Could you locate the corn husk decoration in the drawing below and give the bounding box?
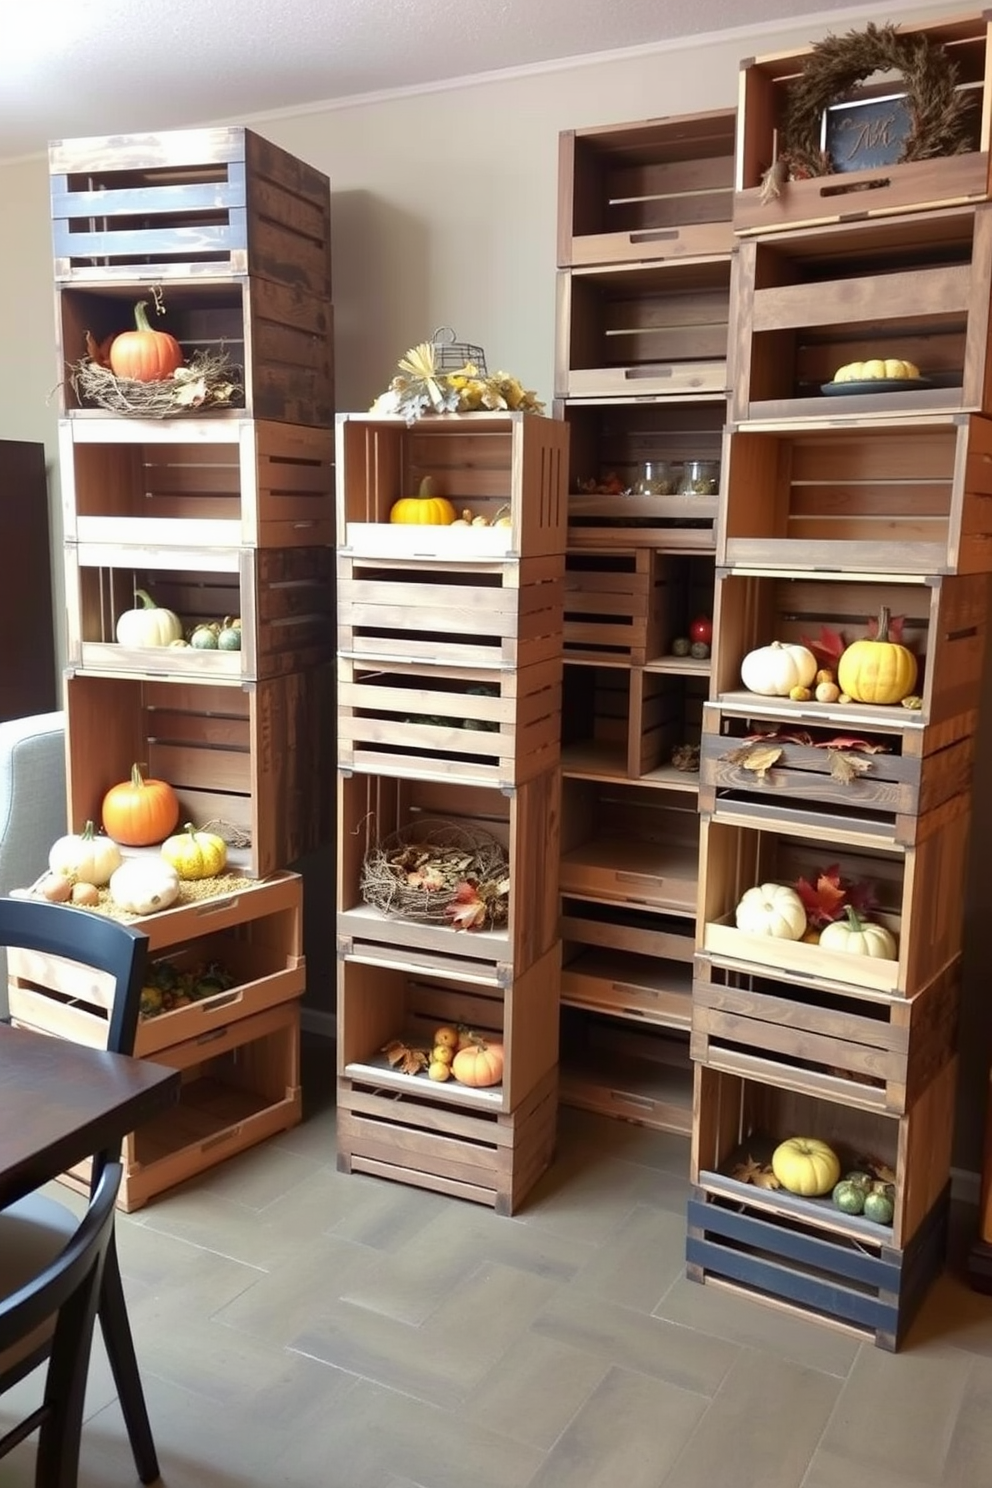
[371,340,544,425]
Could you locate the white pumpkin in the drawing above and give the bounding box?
[115,589,183,648]
[108,859,180,916]
[735,882,807,940]
[740,641,817,697]
[818,908,897,960]
[48,820,122,886]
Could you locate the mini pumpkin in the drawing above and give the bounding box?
[389,476,457,526]
[771,1137,840,1197]
[101,764,180,847]
[109,300,184,383]
[451,1037,504,1088]
[48,820,123,886]
[161,822,227,880]
[740,642,817,697]
[734,883,807,941]
[837,607,918,706]
[109,859,181,916]
[115,590,184,648]
[817,906,897,960]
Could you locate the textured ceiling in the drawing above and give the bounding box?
[0,0,944,163]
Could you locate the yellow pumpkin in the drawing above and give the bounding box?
[160,822,227,880]
[837,607,918,705]
[389,476,456,526]
[771,1137,840,1197]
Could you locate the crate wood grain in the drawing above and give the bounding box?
[710,568,989,736]
[65,541,334,682]
[563,549,662,663]
[729,204,992,423]
[336,1065,557,1214]
[558,108,736,268]
[50,126,332,292]
[556,259,732,401]
[336,770,561,978]
[561,941,693,1028]
[691,956,959,1116]
[733,14,991,236]
[336,412,567,560]
[559,1007,693,1133]
[337,655,561,789]
[690,1057,958,1254]
[60,418,334,547]
[560,778,700,917]
[717,414,992,576]
[696,801,971,998]
[65,673,334,879]
[56,278,333,428]
[562,662,706,783]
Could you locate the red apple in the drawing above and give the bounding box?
[689,614,712,645]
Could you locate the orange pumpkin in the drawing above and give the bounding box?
[109,301,184,383]
[451,1038,504,1088]
[101,764,180,847]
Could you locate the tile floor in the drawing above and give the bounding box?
[3,1034,992,1487]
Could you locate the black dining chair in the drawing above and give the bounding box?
[0,896,161,1483]
[0,1160,122,1488]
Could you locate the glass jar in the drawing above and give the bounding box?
[677,459,720,497]
[632,460,674,495]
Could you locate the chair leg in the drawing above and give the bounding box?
[98,1234,160,1484]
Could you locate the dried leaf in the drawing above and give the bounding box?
[759,157,788,205]
[722,743,783,779]
[812,735,889,754]
[445,881,488,931]
[857,1156,897,1186]
[399,1049,430,1076]
[381,1040,407,1067]
[753,1167,782,1190]
[826,749,872,784]
[732,1156,765,1184]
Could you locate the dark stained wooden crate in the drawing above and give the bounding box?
[562,661,707,782]
[560,778,700,920]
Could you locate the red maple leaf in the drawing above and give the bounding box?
[795,864,847,927]
[444,882,488,931]
[866,613,906,643]
[800,624,846,669]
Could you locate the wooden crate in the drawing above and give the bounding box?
[558,108,736,267]
[690,1055,957,1257]
[49,126,332,292]
[562,662,706,782]
[336,412,567,560]
[337,944,559,1116]
[65,541,334,682]
[336,1064,557,1214]
[718,414,992,576]
[558,398,723,551]
[337,655,561,789]
[563,549,663,664]
[729,204,992,422]
[696,803,971,998]
[710,568,989,735]
[60,418,334,547]
[559,1007,693,1134]
[555,258,732,401]
[691,955,959,1117]
[336,770,560,977]
[337,553,563,673]
[64,673,334,878]
[56,278,333,428]
[561,896,694,1027]
[699,703,974,844]
[560,778,700,918]
[8,870,303,1059]
[733,14,991,236]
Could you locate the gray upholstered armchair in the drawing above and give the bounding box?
[0,711,67,1012]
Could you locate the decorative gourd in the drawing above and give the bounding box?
[740,642,817,697]
[190,624,220,650]
[734,883,807,940]
[837,607,918,705]
[108,859,181,916]
[832,1179,866,1215]
[101,765,180,847]
[833,358,920,382]
[863,1186,895,1225]
[389,476,457,526]
[771,1137,840,1196]
[48,820,122,886]
[115,590,183,648]
[161,823,227,880]
[108,300,184,382]
[218,617,241,651]
[817,906,897,960]
[451,1037,504,1088]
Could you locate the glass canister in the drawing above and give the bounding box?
[632,460,675,495]
[677,459,720,496]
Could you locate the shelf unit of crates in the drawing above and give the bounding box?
[334,410,568,1213]
[12,126,338,1207]
[688,13,992,1349]
[553,108,737,1132]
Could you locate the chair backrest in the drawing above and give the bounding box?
[0,895,149,1056]
[0,1160,122,1474]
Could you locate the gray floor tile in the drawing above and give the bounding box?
[460,1332,609,1450]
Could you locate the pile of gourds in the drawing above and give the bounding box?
[739,606,918,708]
[116,591,241,652]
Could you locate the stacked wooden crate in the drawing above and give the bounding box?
[334,411,568,1212]
[687,12,992,1348]
[553,110,736,1128]
[8,127,336,1209]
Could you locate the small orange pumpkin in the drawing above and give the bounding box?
[109,301,184,383]
[101,764,180,847]
[451,1037,504,1088]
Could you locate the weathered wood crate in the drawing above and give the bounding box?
[65,541,335,682]
[49,126,332,293]
[64,672,334,878]
[718,413,992,576]
[560,779,700,919]
[337,655,561,789]
[558,397,723,551]
[336,769,560,978]
[57,279,333,428]
[561,896,694,1027]
[558,108,736,267]
[562,661,706,781]
[729,204,992,422]
[336,412,567,560]
[9,871,303,1057]
[336,1064,557,1214]
[559,1008,693,1134]
[733,14,991,236]
[555,258,732,401]
[691,955,959,1117]
[696,802,971,998]
[60,418,334,548]
[710,568,989,735]
[699,704,974,844]
[337,943,559,1117]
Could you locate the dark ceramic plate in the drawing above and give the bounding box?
[821,377,932,395]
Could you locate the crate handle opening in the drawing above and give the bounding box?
[819,176,891,198]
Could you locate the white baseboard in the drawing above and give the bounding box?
[300,1007,336,1040]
